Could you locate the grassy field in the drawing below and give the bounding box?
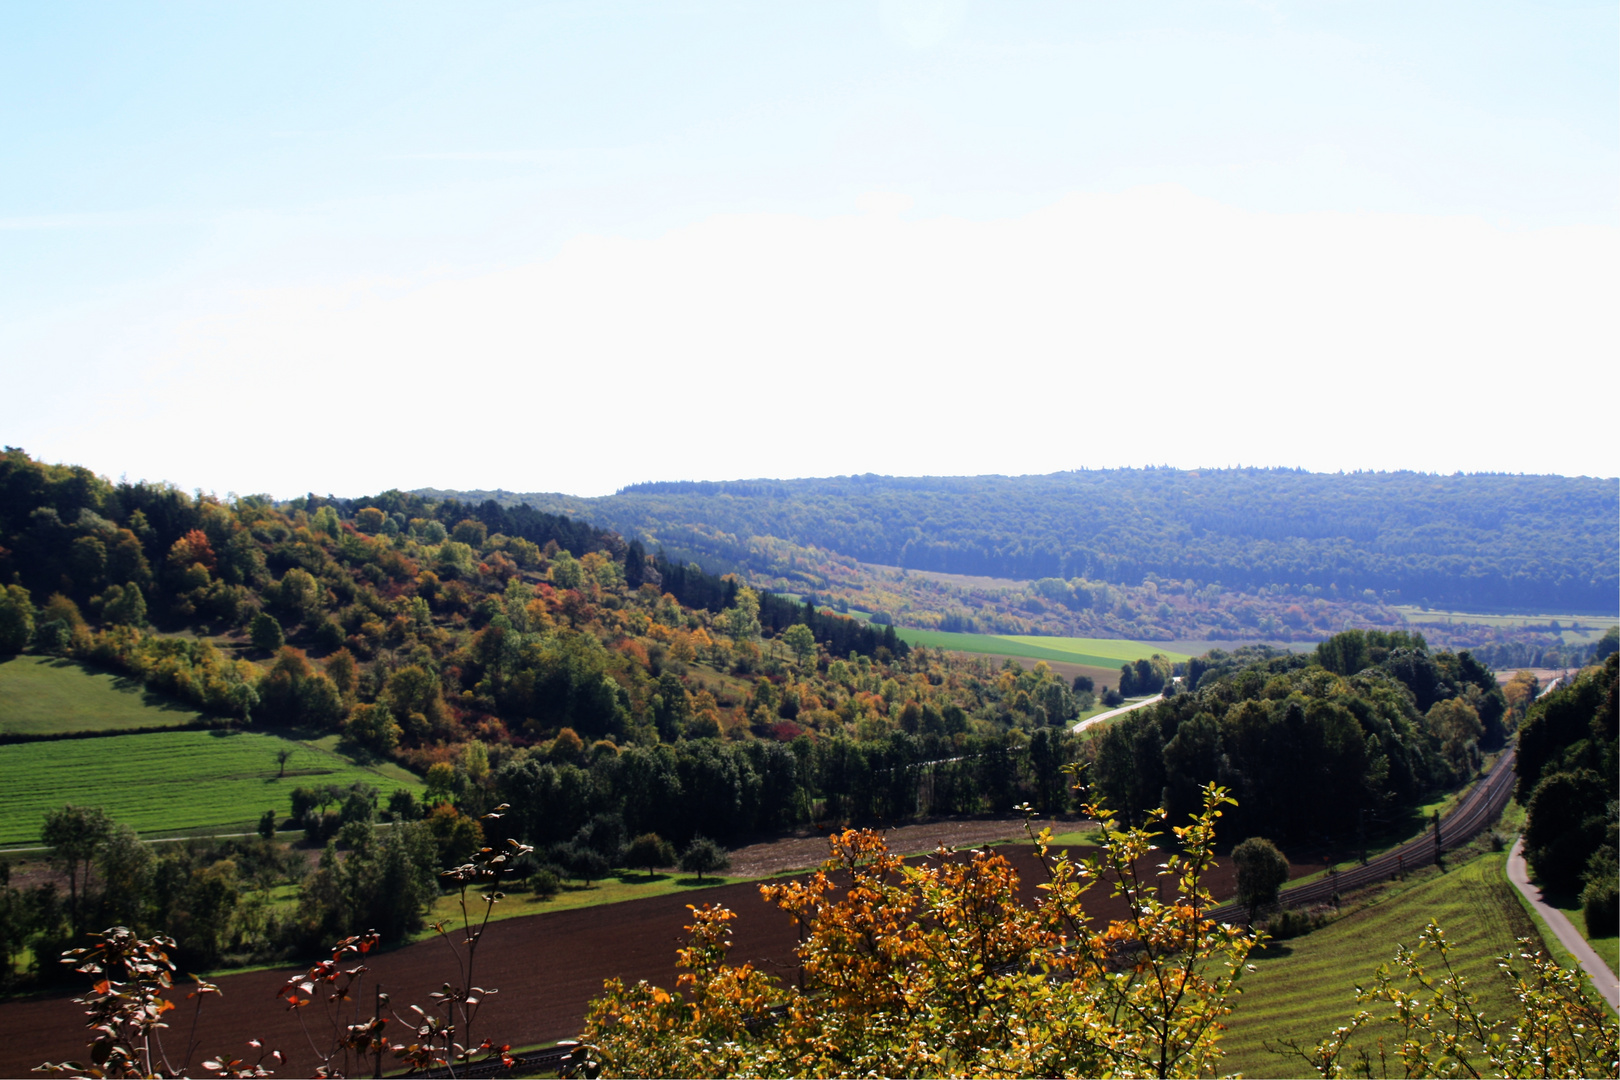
[1220,851,1543,1077]
[0,729,422,846]
[894,628,1187,669]
[416,870,743,940]
[0,655,210,736]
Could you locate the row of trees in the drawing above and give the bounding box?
[457,725,1085,857]
[1087,630,1508,844]
[1517,652,1618,934]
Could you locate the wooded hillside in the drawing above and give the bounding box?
[476,469,1617,615]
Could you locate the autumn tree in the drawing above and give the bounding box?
[323,646,358,704]
[1426,696,1484,777]
[343,702,402,755]
[579,786,1259,1078]
[353,506,387,533]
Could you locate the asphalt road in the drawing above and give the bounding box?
[1506,837,1619,1009]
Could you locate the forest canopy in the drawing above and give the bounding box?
[481,468,1618,615]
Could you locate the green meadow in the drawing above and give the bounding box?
[0,729,422,846]
[894,628,1188,669]
[1221,851,1543,1077]
[0,654,209,736]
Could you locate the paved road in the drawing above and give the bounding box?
[1506,837,1619,1009]
[1071,694,1162,734]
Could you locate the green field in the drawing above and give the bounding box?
[418,871,742,939]
[0,729,423,846]
[1395,606,1618,643]
[0,655,209,736]
[894,628,1188,669]
[1220,851,1544,1077]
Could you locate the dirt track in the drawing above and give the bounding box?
[1,844,1307,1077]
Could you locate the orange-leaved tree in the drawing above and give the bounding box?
[575,783,1260,1078]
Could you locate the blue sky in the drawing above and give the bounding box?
[3,2,1615,496]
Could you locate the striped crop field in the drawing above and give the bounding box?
[1220,851,1544,1077]
[894,629,1188,669]
[0,729,422,846]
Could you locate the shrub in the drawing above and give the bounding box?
[531,866,562,898]
[1263,906,1331,941]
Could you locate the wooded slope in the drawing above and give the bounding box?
[470,469,1617,615]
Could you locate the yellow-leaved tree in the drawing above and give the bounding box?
[575,784,1259,1078]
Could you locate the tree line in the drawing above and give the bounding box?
[1515,652,1618,935]
[1086,629,1509,844]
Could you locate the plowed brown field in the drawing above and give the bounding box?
[2,846,1308,1076]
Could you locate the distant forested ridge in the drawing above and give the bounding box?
[475,469,1618,615]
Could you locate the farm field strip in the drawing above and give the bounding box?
[995,634,1190,664]
[1220,851,1543,1078]
[0,730,421,846]
[0,655,208,736]
[1393,606,1617,639]
[894,628,1184,668]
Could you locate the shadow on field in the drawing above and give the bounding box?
[605,872,732,888]
[1248,942,1296,960]
[30,654,200,715]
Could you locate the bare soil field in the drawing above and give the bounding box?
[728,815,1050,878]
[2,844,1314,1076]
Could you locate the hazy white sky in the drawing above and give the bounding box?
[3,2,1615,496]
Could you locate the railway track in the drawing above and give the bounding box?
[1207,742,1519,924]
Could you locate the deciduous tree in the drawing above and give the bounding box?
[1232,835,1290,922]
[42,804,113,937]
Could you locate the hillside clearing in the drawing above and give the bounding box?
[0,655,209,736]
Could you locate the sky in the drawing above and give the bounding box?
[2,1,1615,498]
